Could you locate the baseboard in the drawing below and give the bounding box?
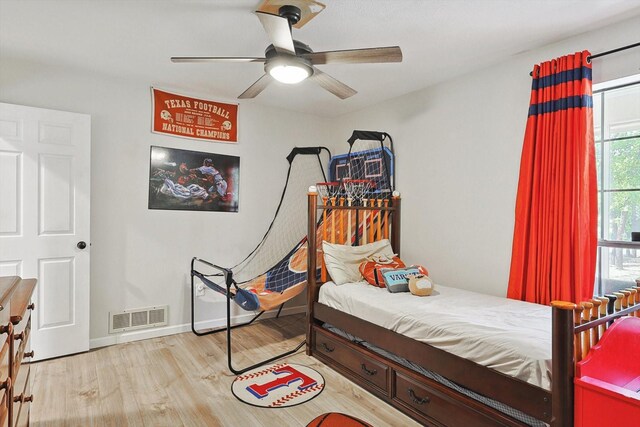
[89,304,306,349]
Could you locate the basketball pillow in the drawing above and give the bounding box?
[306,412,373,427]
[359,253,405,287]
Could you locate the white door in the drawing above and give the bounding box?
[0,103,90,360]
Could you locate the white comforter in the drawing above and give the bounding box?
[319,281,552,390]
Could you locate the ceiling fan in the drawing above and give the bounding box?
[170,3,403,100]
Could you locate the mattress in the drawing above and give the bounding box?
[318,280,552,390]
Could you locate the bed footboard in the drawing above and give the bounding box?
[551,288,640,427]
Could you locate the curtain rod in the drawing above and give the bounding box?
[529,41,640,76]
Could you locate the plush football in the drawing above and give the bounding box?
[408,274,434,296]
[306,412,373,427]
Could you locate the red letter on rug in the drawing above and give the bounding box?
[246,365,317,399]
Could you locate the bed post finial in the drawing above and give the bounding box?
[550,301,576,427]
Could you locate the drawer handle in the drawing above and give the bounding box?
[321,342,335,353]
[360,363,377,376]
[13,393,23,403]
[0,377,11,392]
[14,331,25,341]
[24,350,34,358]
[27,303,35,311]
[0,322,12,335]
[408,388,430,405]
[23,395,33,403]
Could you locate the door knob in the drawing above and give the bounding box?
[77,241,87,250]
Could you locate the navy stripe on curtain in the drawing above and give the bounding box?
[528,95,593,117]
[531,66,593,90]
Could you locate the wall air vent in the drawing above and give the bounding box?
[109,305,168,333]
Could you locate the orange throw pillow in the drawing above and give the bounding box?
[359,254,406,288]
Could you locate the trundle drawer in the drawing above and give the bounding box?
[314,328,388,392]
[394,371,502,427]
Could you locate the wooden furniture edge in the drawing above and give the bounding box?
[391,194,400,256]
[0,277,20,311]
[306,190,318,356]
[550,301,575,427]
[0,276,36,427]
[10,280,36,325]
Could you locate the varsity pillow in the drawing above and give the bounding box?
[381,265,430,293]
[359,254,406,287]
[322,239,395,285]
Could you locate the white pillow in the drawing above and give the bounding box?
[322,239,396,285]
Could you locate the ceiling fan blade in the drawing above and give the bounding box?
[256,11,296,55]
[302,46,403,65]
[171,56,265,63]
[238,74,273,99]
[309,67,357,99]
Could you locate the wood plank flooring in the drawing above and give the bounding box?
[31,314,419,427]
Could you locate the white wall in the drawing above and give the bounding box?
[327,15,640,297]
[0,59,331,344]
[1,14,638,347]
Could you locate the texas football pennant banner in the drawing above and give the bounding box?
[151,87,238,143]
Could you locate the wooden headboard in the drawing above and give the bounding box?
[306,188,401,350]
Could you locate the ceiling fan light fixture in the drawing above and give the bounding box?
[269,64,309,84]
[266,58,312,84]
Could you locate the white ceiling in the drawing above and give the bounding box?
[1,0,640,117]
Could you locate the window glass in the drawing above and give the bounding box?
[595,141,601,188]
[604,191,640,241]
[597,246,640,294]
[605,138,640,190]
[593,93,602,142]
[603,84,640,139]
[594,77,640,295]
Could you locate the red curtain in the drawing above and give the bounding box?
[507,51,597,305]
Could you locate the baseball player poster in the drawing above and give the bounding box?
[148,146,239,212]
[151,87,238,143]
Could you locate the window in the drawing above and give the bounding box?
[594,75,640,295]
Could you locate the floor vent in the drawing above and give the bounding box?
[109,305,168,333]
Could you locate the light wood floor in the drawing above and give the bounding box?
[31,314,419,427]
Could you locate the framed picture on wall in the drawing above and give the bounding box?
[148,146,239,212]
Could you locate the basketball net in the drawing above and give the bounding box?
[343,179,374,207]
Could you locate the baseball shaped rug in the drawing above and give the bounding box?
[231,363,325,408]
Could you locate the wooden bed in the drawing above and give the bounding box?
[305,189,640,427]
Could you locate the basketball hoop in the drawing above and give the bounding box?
[316,182,341,205]
[342,179,375,206]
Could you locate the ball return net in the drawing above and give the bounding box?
[190,147,330,374]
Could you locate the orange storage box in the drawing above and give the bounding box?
[574,316,640,427]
